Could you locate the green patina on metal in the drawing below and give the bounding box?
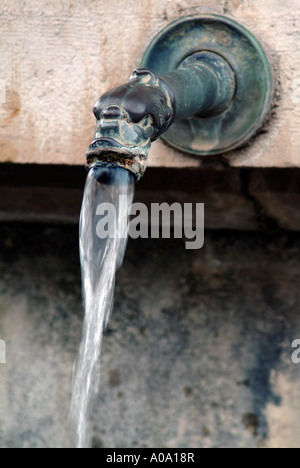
[141,14,274,156]
[86,15,273,178]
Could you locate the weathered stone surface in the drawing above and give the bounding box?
[0,224,300,448]
[1,165,300,231]
[249,171,300,230]
[0,165,260,229]
[0,0,299,168]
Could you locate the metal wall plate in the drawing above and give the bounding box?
[141,15,274,156]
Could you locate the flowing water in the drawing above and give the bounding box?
[71,163,135,448]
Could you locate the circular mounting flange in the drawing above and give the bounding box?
[140,15,274,156]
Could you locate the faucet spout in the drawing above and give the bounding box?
[86,68,175,179]
[86,51,236,180]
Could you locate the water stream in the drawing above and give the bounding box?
[71,163,135,448]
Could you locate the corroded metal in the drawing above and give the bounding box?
[86,14,273,179]
[87,52,236,179]
[86,69,174,180]
[141,15,274,156]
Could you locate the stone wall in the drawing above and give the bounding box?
[0,0,299,169]
[0,0,300,451]
[0,224,300,448]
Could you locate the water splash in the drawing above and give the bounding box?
[71,163,135,448]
